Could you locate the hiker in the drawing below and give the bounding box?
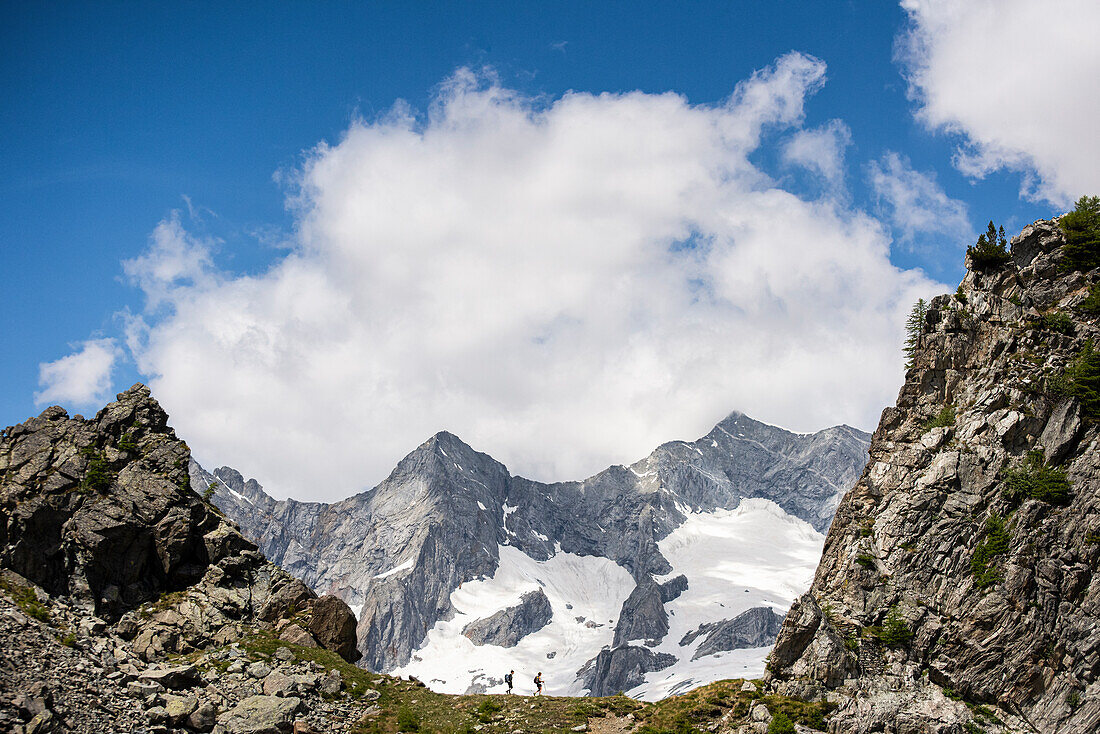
[505,670,514,694]
[534,671,543,696]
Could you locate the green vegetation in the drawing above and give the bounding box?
[970,513,1010,589]
[922,403,956,431]
[1086,530,1100,545]
[954,285,967,304]
[204,482,217,502]
[768,711,796,734]
[1002,450,1072,506]
[1067,690,1082,710]
[963,723,985,734]
[855,554,876,570]
[81,447,113,492]
[1058,341,1100,420]
[904,298,928,368]
[118,431,138,452]
[1080,283,1100,315]
[878,605,912,648]
[0,577,51,623]
[396,707,420,732]
[1038,311,1074,335]
[1059,195,1100,272]
[60,632,77,647]
[967,221,1011,270]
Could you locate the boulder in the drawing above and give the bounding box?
[218,695,301,734]
[307,595,360,662]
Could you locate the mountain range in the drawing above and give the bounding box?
[191,411,870,698]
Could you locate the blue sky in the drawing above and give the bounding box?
[2,1,1094,499]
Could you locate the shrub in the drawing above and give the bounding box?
[971,513,1010,589]
[955,285,968,304]
[855,554,876,570]
[1039,311,1074,335]
[1061,341,1100,420]
[1080,283,1100,315]
[922,404,956,431]
[967,221,1011,270]
[879,605,912,648]
[396,706,420,732]
[203,482,217,502]
[1002,450,1071,506]
[767,711,796,734]
[117,432,138,452]
[81,448,113,492]
[1059,195,1100,272]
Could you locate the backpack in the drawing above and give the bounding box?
[505,673,512,685]
[534,675,540,685]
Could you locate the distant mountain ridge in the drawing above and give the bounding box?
[192,411,870,697]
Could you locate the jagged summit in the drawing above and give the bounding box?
[767,218,1100,733]
[197,406,870,696]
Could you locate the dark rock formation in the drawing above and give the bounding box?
[0,385,358,664]
[308,595,361,663]
[679,606,784,660]
[461,589,553,647]
[612,580,670,647]
[767,219,1100,733]
[580,645,677,697]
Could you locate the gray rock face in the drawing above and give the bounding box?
[580,645,677,697]
[767,219,1100,733]
[679,606,785,660]
[462,589,553,647]
[199,413,869,680]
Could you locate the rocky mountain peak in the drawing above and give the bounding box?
[767,218,1100,732]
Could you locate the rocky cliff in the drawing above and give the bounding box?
[767,219,1100,733]
[195,412,870,697]
[0,385,361,732]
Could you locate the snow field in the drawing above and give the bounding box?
[393,545,635,696]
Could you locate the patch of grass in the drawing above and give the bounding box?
[922,404,956,431]
[0,578,51,623]
[1067,690,1082,710]
[1085,530,1100,545]
[855,554,876,570]
[768,711,796,734]
[970,513,1010,589]
[396,706,420,732]
[61,632,77,647]
[1002,450,1072,506]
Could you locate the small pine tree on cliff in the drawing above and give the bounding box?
[967,220,1010,270]
[1060,195,1100,272]
[904,298,928,369]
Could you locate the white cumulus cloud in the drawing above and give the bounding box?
[867,151,974,247]
[127,56,942,501]
[36,338,121,409]
[899,0,1100,205]
[782,119,852,183]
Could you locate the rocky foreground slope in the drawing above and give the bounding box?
[767,219,1100,733]
[0,386,361,732]
[193,413,869,697]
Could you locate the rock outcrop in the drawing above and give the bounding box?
[0,386,358,664]
[580,645,677,697]
[462,589,553,647]
[767,219,1100,733]
[680,606,785,660]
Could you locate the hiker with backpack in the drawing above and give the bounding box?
[505,670,514,694]
[534,672,543,696]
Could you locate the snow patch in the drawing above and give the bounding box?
[393,545,634,696]
[374,559,415,580]
[630,499,825,701]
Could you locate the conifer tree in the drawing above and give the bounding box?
[904,298,927,369]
